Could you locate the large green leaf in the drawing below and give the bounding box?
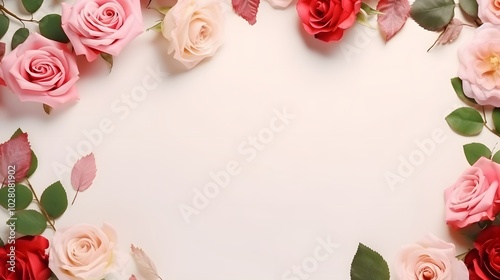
[459,0,478,18]
[11,27,29,50]
[410,0,455,31]
[350,243,390,280]
[463,143,491,165]
[10,209,47,235]
[0,184,33,211]
[39,14,69,43]
[22,0,43,13]
[0,14,9,40]
[492,150,500,164]
[40,181,68,219]
[445,107,484,136]
[451,77,477,106]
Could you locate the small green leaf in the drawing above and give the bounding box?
[492,108,500,133]
[22,0,43,13]
[492,150,500,164]
[147,21,163,32]
[410,0,455,31]
[445,107,484,136]
[0,237,4,246]
[0,184,33,210]
[100,53,113,71]
[459,0,478,18]
[0,14,10,40]
[463,143,491,165]
[451,77,477,106]
[11,209,47,235]
[350,243,390,280]
[39,14,69,43]
[10,128,23,139]
[11,27,29,50]
[40,181,68,219]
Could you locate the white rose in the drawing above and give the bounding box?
[49,223,124,280]
[395,234,469,280]
[161,0,224,69]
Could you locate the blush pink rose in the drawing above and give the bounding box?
[296,0,361,42]
[395,234,469,280]
[61,0,143,62]
[478,0,500,24]
[0,33,79,108]
[444,157,500,229]
[458,23,500,106]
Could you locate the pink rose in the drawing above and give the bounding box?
[478,0,500,24]
[444,157,500,229]
[296,0,361,42]
[0,33,79,108]
[458,23,500,106]
[161,0,224,69]
[61,0,143,62]
[395,234,469,280]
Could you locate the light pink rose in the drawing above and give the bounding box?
[0,33,79,108]
[61,0,143,62]
[49,223,126,280]
[395,234,469,280]
[444,157,500,229]
[161,0,224,69]
[478,0,500,24]
[458,23,500,106]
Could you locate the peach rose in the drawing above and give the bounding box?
[395,234,469,280]
[444,157,500,229]
[161,0,224,69]
[478,0,500,24]
[458,23,500,106]
[61,0,143,62]
[0,33,79,108]
[49,223,125,280]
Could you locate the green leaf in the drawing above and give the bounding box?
[492,150,500,164]
[22,0,43,13]
[0,14,10,40]
[39,14,69,43]
[463,143,491,165]
[10,128,38,177]
[0,237,4,246]
[350,243,390,280]
[459,0,478,18]
[492,108,500,133]
[11,209,47,235]
[40,181,68,219]
[11,27,29,50]
[451,77,477,106]
[0,184,33,211]
[100,53,113,71]
[445,107,484,136]
[10,128,23,139]
[410,0,455,31]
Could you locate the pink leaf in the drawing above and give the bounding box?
[377,0,410,42]
[438,18,464,45]
[129,275,138,280]
[71,153,97,192]
[131,244,161,280]
[232,0,260,25]
[0,133,32,183]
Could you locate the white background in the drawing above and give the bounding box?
[0,0,496,279]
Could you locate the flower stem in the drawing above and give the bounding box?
[25,179,56,231]
[0,4,39,26]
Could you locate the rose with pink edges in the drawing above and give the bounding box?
[0,33,79,108]
[61,0,143,62]
[478,0,500,24]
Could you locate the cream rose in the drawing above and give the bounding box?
[161,0,224,69]
[458,23,500,106]
[395,234,469,280]
[49,223,124,280]
[478,0,500,24]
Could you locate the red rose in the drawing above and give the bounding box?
[0,235,50,280]
[296,0,361,42]
[464,225,500,279]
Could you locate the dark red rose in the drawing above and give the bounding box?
[0,235,50,280]
[464,225,500,279]
[296,0,361,42]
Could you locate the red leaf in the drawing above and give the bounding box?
[129,275,138,280]
[377,0,410,42]
[232,0,260,25]
[71,153,97,192]
[0,133,32,183]
[438,18,464,45]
